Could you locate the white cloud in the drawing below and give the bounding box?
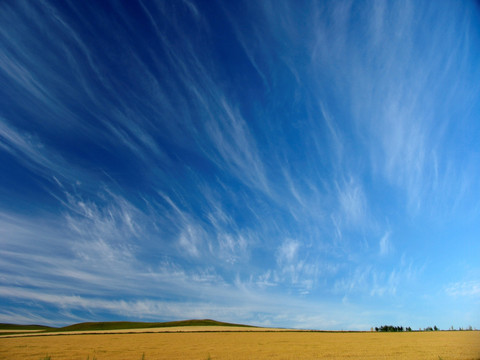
[335,257,423,298]
[309,0,480,218]
[204,98,269,193]
[445,281,480,297]
[217,233,248,264]
[178,224,202,258]
[0,48,53,108]
[0,119,70,182]
[277,239,300,264]
[256,270,277,288]
[319,102,344,165]
[0,309,60,327]
[379,231,393,256]
[274,239,318,294]
[336,176,367,227]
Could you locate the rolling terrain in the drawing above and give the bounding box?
[55,319,255,332]
[0,319,257,337]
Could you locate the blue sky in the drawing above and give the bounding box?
[0,0,479,330]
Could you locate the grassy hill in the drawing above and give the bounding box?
[1,319,255,334]
[56,319,255,332]
[0,323,53,331]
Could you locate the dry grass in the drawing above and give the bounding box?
[0,326,288,338]
[0,329,479,359]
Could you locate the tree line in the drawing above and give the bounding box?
[375,325,411,332]
[374,325,440,332]
[375,325,476,332]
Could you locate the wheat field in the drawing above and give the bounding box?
[1,330,479,359]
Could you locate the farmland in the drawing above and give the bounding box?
[1,328,479,359]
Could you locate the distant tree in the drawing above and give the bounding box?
[376,325,407,332]
[425,326,433,331]
[468,325,473,331]
[434,325,439,331]
[406,327,412,332]
[449,326,454,331]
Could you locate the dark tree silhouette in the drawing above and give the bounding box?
[375,325,405,332]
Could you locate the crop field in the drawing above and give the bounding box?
[1,329,479,360]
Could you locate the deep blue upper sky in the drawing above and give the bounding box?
[1,0,479,330]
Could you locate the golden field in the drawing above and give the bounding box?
[0,326,287,337]
[1,329,479,360]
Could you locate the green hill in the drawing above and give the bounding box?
[56,319,255,332]
[0,319,255,334]
[0,323,53,331]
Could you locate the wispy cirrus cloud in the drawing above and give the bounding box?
[128,1,271,194]
[0,191,146,296]
[1,205,241,308]
[334,255,423,300]
[274,239,319,295]
[0,120,74,183]
[445,281,480,298]
[379,231,393,257]
[0,2,171,172]
[309,0,480,216]
[336,176,367,228]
